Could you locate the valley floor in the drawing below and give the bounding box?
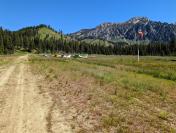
[0,54,176,133]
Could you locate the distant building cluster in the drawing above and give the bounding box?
[42,53,88,59]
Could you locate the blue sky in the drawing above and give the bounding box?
[0,0,175,33]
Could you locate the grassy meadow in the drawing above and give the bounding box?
[0,55,17,66]
[29,55,176,132]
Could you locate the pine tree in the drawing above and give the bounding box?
[0,35,4,54]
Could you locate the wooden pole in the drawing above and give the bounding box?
[138,47,140,62]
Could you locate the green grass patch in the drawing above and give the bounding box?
[29,55,176,132]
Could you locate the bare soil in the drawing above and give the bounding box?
[0,55,72,133]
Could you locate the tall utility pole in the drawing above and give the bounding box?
[138,45,140,62]
[137,30,144,62]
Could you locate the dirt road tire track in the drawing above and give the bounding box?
[0,56,48,133]
[0,65,16,87]
[0,55,73,133]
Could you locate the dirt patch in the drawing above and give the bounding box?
[37,73,106,132]
[0,55,56,133]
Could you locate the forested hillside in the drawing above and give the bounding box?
[0,27,14,54]
[0,24,176,56]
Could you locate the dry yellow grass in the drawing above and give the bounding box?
[29,55,176,132]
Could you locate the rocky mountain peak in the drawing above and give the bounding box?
[99,22,113,27]
[127,17,150,24]
[70,17,176,44]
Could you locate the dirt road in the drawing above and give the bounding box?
[0,55,72,133]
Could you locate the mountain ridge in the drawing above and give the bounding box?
[70,17,176,44]
[1,17,176,46]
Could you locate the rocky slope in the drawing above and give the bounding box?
[70,17,176,44]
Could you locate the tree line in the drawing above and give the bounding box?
[0,26,176,56]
